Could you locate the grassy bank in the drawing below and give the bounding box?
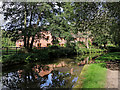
[2,45,105,67]
[74,64,107,88]
[2,47,75,67]
[74,52,120,88]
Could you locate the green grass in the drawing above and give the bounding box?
[74,52,120,88]
[81,64,107,88]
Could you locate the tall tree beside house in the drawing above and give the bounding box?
[2,2,56,50]
[90,3,112,48]
[67,2,118,48]
[46,2,74,47]
[60,2,99,48]
[90,2,120,48]
[105,2,120,47]
[2,2,33,48]
[2,2,119,49]
[46,2,97,48]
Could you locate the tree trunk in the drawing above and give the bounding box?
[26,10,33,49]
[24,34,26,48]
[24,3,27,48]
[26,36,30,49]
[86,37,89,49]
[30,35,35,49]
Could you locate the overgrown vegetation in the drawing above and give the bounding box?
[2,30,15,47]
[95,52,120,62]
[2,47,74,66]
[75,41,106,54]
[2,44,105,66]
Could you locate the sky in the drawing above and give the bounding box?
[0,2,63,30]
[0,1,5,27]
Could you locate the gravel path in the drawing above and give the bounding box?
[118,64,120,90]
[106,69,118,88]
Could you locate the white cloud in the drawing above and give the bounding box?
[0,1,2,6]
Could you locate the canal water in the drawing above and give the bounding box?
[2,53,103,89]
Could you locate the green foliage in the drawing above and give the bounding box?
[25,55,32,63]
[107,46,120,52]
[75,53,102,63]
[105,2,120,47]
[75,41,104,54]
[2,47,74,66]
[2,2,120,49]
[2,37,15,47]
[2,30,15,47]
[95,52,120,62]
[88,40,92,47]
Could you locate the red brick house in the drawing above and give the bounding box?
[16,31,67,47]
[16,31,92,48]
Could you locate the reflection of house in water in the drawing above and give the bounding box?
[77,56,95,66]
[17,70,23,78]
[17,61,67,81]
[16,30,93,48]
[32,65,53,77]
[32,61,67,77]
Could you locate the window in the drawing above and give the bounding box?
[47,36,49,40]
[37,43,41,47]
[47,43,51,47]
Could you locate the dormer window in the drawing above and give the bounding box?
[47,36,49,40]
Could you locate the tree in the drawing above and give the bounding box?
[90,4,112,48]
[62,2,99,48]
[2,30,15,47]
[105,2,120,47]
[2,2,56,49]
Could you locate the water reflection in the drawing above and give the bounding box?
[2,53,102,89]
[40,73,53,88]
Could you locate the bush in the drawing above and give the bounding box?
[95,52,120,62]
[2,47,74,66]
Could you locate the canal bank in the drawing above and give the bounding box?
[2,52,103,89]
[73,52,120,89]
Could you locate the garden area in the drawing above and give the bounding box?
[1,1,120,89]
